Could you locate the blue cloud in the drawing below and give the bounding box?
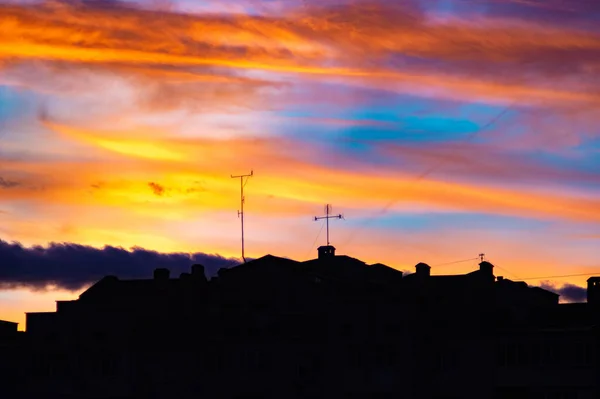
[0,86,36,123]
[342,212,553,234]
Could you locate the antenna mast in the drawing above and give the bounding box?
[314,204,343,246]
[479,253,486,262]
[231,170,253,263]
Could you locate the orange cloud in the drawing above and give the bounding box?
[0,0,599,107]
[0,120,596,226]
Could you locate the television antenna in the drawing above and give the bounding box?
[314,204,344,246]
[231,170,253,263]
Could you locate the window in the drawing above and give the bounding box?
[101,356,117,377]
[340,323,353,338]
[497,341,530,368]
[376,345,396,368]
[32,354,52,377]
[346,345,362,368]
[435,348,456,372]
[541,390,577,399]
[530,343,541,366]
[496,343,507,367]
[385,323,402,336]
[542,342,560,366]
[507,343,517,367]
[517,343,528,366]
[575,342,594,367]
[93,331,107,343]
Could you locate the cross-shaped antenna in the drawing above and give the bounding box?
[231,170,253,263]
[314,204,344,246]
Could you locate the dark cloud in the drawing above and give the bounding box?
[0,240,242,291]
[460,0,600,31]
[0,177,20,189]
[538,281,587,302]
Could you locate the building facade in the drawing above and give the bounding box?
[15,246,600,399]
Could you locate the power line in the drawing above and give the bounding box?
[305,219,326,259]
[428,258,598,282]
[431,254,521,280]
[486,258,522,280]
[519,272,598,281]
[430,253,598,281]
[432,257,478,267]
[342,104,514,247]
[495,265,521,280]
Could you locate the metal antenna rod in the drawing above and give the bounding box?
[314,204,343,246]
[231,170,253,263]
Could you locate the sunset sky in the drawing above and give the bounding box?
[1,0,599,328]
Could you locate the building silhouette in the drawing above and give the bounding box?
[0,319,22,398]
[6,246,600,398]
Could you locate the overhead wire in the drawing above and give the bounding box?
[305,219,326,259]
[494,265,521,280]
[422,253,598,282]
[430,255,521,280]
[428,258,598,283]
[432,257,479,267]
[243,173,251,189]
[486,258,522,280]
[342,104,515,247]
[519,272,599,281]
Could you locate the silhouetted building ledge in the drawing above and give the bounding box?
[0,319,18,336]
[368,263,403,284]
[0,319,21,399]
[495,276,560,306]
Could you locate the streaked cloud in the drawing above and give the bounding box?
[0,119,597,225]
[0,0,599,325]
[0,0,599,107]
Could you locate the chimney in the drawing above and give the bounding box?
[479,261,494,275]
[497,276,504,282]
[191,264,208,283]
[154,268,170,280]
[415,262,431,277]
[479,261,495,283]
[587,277,600,304]
[192,264,205,277]
[318,245,336,260]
